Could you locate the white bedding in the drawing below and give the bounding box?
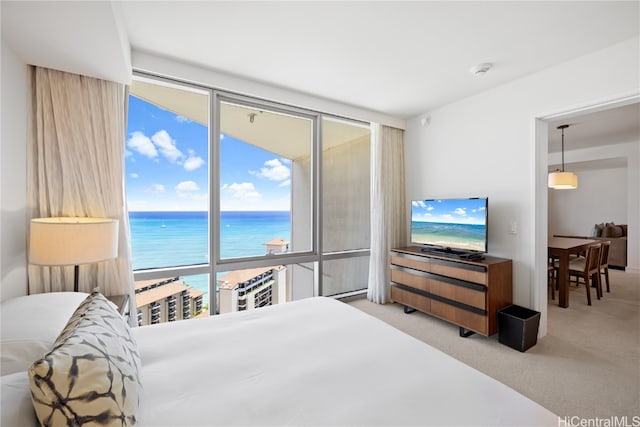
[135,297,557,426]
[1,294,557,426]
[0,292,89,376]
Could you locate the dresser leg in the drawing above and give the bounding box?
[403,305,417,314]
[459,327,475,337]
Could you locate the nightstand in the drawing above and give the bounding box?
[106,294,130,321]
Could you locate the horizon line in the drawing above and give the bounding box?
[129,209,290,212]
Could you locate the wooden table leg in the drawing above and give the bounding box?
[558,252,569,308]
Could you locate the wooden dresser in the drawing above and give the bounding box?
[389,247,512,337]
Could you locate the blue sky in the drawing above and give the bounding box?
[125,96,291,211]
[411,198,487,225]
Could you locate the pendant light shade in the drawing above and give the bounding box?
[548,124,578,190]
[548,171,578,189]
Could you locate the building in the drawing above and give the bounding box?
[134,277,205,326]
[264,237,289,255]
[218,266,287,314]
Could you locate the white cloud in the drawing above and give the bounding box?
[252,158,290,181]
[224,182,262,202]
[130,173,139,179]
[278,179,291,187]
[175,181,200,192]
[127,131,158,159]
[175,115,191,123]
[454,208,466,216]
[183,150,205,171]
[146,183,165,193]
[175,181,206,203]
[152,130,184,163]
[413,213,433,222]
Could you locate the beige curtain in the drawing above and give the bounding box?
[367,123,407,304]
[27,67,135,309]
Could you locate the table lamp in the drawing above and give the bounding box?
[29,217,119,292]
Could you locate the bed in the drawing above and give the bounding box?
[1,291,557,426]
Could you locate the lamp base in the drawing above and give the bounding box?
[74,264,79,292]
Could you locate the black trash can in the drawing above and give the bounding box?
[497,304,541,352]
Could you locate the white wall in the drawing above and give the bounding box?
[404,37,639,336]
[548,141,639,259]
[1,38,29,300]
[549,166,628,236]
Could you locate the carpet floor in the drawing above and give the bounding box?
[348,268,640,419]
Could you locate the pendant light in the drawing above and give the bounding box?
[548,124,578,189]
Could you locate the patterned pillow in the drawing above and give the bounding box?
[28,291,142,426]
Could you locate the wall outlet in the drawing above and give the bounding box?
[509,221,518,235]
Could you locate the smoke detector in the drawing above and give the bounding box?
[469,62,492,76]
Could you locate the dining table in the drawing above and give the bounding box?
[548,236,597,308]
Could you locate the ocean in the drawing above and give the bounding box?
[129,211,291,298]
[411,221,486,252]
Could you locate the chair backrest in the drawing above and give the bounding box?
[586,243,601,274]
[600,241,611,268]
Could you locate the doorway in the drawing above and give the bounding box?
[534,95,639,336]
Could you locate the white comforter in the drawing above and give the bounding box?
[135,297,557,426]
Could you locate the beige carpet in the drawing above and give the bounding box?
[348,269,640,419]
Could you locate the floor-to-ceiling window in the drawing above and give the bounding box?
[125,73,370,323]
[126,76,212,324]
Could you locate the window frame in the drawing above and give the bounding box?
[128,71,371,314]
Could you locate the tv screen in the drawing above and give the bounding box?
[411,197,488,254]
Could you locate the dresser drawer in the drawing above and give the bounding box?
[390,253,430,273]
[391,286,430,313]
[429,278,486,310]
[430,299,488,335]
[390,267,429,293]
[429,258,487,285]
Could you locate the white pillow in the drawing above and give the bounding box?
[0,292,88,375]
[1,371,38,427]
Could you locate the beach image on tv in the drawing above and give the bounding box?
[411,198,487,252]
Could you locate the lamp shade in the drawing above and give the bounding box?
[548,171,578,190]
[29,217,119,266]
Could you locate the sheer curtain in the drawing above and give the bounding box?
[27,67,135,314]
[367,123,407,304]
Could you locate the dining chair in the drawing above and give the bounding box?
[548,262,556,300]
[599,240,611,293]
[568,243,602,306]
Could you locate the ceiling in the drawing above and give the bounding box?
[1,1,638,153]
[548,102,640,153]
[130,78,371,160]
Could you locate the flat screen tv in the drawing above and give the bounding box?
[411,197,488,258]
